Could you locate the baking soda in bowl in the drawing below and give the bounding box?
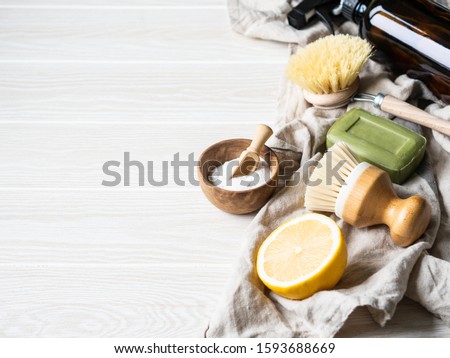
[209,158,270,191]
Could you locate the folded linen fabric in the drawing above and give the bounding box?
[205,0,450,337]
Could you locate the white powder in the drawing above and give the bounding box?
[209,158,271,191]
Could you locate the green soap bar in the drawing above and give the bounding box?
[327,108,426,184]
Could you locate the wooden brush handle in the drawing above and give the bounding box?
[342,165,431,247]
[380,95,450,137]
[383,195,432,247]
[247,124,273,153]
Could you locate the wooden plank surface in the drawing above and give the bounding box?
[0,0,226,8]
[0,63,282,123]
[0,265,230,337]
[0,122,265,188]
[0,8,287,62]
[0,190,251,265]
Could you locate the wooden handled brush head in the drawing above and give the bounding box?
[305,142,431,247]
[286,35,372,109]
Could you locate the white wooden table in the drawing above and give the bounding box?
[0,0,449,337]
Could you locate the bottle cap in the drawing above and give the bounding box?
[342,0,370,23]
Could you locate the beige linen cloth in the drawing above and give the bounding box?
[205,0,450,337]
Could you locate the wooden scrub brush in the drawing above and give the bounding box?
[304,142,431,247]
[286,34,372,109]
[286,34,450,137]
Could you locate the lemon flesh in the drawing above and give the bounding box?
[256,213,347,300]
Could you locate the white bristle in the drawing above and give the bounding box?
[305,142,359,213]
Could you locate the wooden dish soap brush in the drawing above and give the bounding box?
[286,34,450,137]
[286,34,372,109]
[305,142,431,247]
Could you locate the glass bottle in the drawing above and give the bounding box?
[342,0,450,104]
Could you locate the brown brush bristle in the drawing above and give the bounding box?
[286,34,373,95]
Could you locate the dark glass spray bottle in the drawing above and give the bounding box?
[342,0,450,104]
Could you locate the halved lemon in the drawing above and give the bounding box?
[256,213,347,300]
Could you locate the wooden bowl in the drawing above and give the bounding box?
[197,139,279,215]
